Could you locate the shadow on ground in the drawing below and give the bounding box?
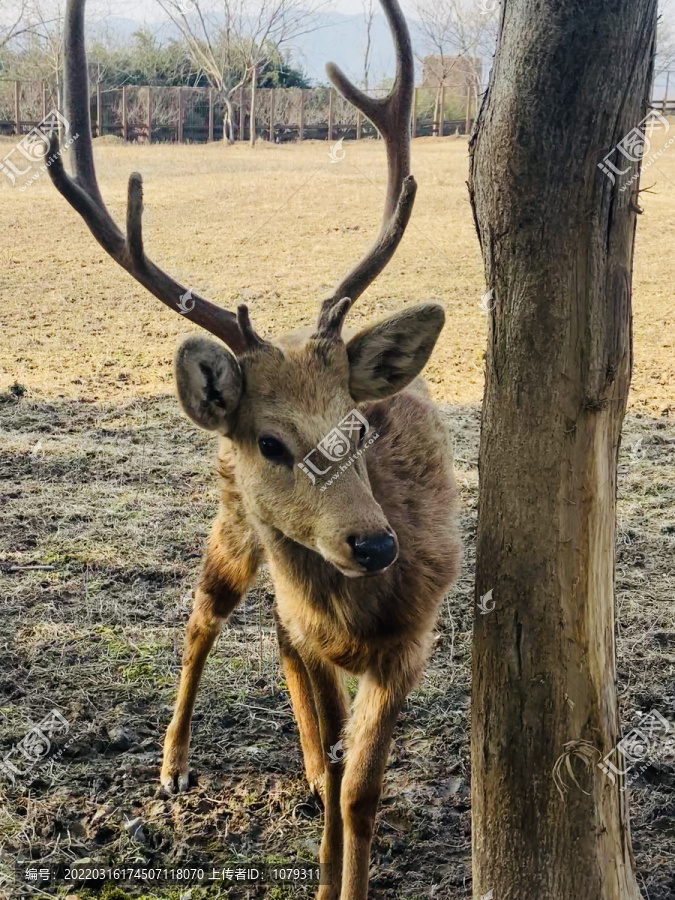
[0,389,673,898]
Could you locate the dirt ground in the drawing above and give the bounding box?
[0,135,674,899]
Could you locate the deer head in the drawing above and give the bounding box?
[49,0,445,577]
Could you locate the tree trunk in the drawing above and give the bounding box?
[433,85,441,136]
[249,67,257,148]
[468,1,657,898]
[223,94,235,144]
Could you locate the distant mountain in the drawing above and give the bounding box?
[291,12,417,86]
[89,16,155,45]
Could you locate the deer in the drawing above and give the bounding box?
[49,1,461,896]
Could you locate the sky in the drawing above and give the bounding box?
[109,0,416,18]
[71,0,434,87]
[87,0,675,94]
[2,0,673,92]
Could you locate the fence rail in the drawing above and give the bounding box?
[0,81,476,142]
[2,80,673,144]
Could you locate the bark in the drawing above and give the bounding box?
[223,95,235,144]
[468,1,657,898]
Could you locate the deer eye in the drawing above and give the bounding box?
[258,435,292,466]
[357,423,368,446]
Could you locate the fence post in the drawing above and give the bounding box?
[464,81,471,134]
[411,86,418,138]
[250,68,257,147]
[439,85,444,137]
[41,82,47,120]
[97,83,102,137]
[356,110,362,140]
[270,88,275,141]
[178,88,184,142]
[147,87,152,144]
[328,88,333,141]
[122,85,128,140]
[299,88,305,141]
[208,88,214,141]
[14,81,20,135]
[239,86,245,141]
[664,71,671,113]
[61,68,67,145]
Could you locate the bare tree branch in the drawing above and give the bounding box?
[0,1,35,52]
[362,0,376,90]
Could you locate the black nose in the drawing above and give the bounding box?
[347,531,398,573]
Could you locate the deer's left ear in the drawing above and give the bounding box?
[346,303,445,401]
[174,335,243,435]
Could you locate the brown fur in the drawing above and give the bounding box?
[161,328,461,900]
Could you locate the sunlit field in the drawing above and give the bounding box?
[0,134,674,898]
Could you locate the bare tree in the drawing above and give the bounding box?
[154,0,324,143]
[656,8,675,79]
[5,1,65,80]
[0,2,34,53]
[362,0,375,90]
[469,0,657,896]
[413,0,496,132]
[4,0,66,138]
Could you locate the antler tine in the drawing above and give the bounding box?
[48,0,246,356]
[317,0,417,332]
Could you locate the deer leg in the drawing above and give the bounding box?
[299,652,349,900]
[339,664,417,900]
[275,615,326,803]
[161,516,261,793]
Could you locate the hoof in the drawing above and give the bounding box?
[309,771,326,807]
[160,762,190,794]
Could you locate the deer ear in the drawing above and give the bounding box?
[346,303,445,401]
[174,336,243,434]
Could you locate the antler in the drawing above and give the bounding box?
[316,0,417,333]
[48,0,247,355]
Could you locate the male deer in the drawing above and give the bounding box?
[50,0,461,896]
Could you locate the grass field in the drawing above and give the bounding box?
[0,134,674,899]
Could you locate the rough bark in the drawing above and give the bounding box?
[468,1,657,898]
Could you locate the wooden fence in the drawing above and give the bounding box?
[0,80,475,142]
[2,79,673,144]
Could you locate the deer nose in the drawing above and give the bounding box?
[347,531,398,573]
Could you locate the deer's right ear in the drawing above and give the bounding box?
[174,336,243,435]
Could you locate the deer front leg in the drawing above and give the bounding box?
[339,664,418,900]
[299,652,349,900]
[161,515,261,793]
[275,614,326,803]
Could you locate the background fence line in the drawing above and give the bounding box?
[0,80,478,142]
[1,79,673,144]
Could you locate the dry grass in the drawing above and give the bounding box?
[0,134,674,898]
[1,134,673,412]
